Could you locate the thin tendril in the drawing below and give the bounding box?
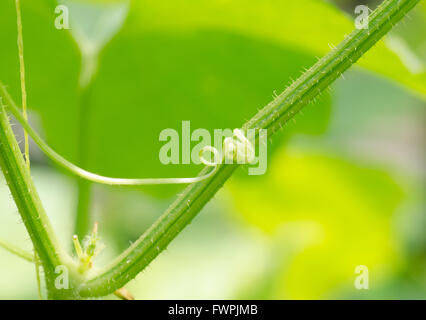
[34,251,43,300]
[0,83,220,186]
[0,240,42,298]
[0,239,34,262]
[15,0,41,299]
[15,0,29,170]
[1,83,256,186]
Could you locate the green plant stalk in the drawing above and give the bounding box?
[78,0,420,297]
[15,0,30,170]
[0,103,67,287]
[75,178,92,238]
[15,0,44,299]
[75,49,103,239]
[75,82,94,239]
[0,102,85,299]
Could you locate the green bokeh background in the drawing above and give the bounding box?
[0,0,424,299]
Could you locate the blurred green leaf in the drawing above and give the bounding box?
[228,147,405,298]
[0,0,332,198]
[0,0,81,159]
[386,1,426,76]
[88,31,331,190]
[0,0,424,300]
[128,0,426,97]
[3,0,423,198]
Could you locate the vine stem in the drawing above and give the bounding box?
[15,0,29,170]
[0,0,420,299]
[0,84,220,185]
[78,0,421,297]
[0,102,69,291]
[14,0,44,299]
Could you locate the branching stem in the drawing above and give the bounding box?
[15,0,29,169]
[78,0,421,297]
[0,0,420,299]
[0,102,68,283]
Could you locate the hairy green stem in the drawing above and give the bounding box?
[0,100,83,299]
[78,0,421,297]
[0,103,67,285]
